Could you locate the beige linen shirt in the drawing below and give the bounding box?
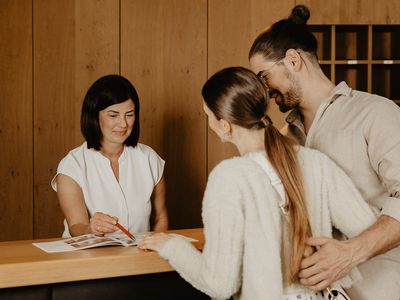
[284,81,400,222]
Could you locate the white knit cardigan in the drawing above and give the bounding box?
[159,147,377,300]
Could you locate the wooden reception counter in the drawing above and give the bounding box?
[0,228,207,300]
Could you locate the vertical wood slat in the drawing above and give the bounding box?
[0,1,33,241]
[331,25,336,83]
[121,0,207,229]
[207,0,295,172]
[297,0,400,24]
[367,25,373,93]
[34,0,120,238]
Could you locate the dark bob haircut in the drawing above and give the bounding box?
[81,74,140,150]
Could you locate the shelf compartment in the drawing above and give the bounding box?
[372,64,400,100]
[335,65,368,91]
[372,25,400,60]
[309,25,331,60]
[335,26,368,60]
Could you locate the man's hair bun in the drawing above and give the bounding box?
[289,5,310,25]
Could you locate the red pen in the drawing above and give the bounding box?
[115,223,135,241]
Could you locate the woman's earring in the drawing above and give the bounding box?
[223,131,231,140]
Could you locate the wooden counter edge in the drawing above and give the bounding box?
[0,228,204,289]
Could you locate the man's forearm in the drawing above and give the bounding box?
[299,215,400,290]
[349,215,400,264]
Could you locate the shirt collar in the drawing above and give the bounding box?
[329,81,352,100]
[285,108,302,125]
[118,145,127,163]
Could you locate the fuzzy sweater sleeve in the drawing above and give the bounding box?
[158,161,244,299]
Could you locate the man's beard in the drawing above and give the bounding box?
[275,73,301,113]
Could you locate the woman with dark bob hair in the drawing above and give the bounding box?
[138,67,377,299]
[52,75,168,237]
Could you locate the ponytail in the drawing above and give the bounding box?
[263,121,311,284]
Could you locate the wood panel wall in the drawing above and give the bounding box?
[207,0,294,171]
[0,0,33,241]
[0,0,398,241]
[121,0,207,229]
[34,0,119,238]
[297,0,400,24]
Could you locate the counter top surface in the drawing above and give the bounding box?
[0,228,204,288]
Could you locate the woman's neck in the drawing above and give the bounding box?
[231,127,265,156]
[100,142,124,160]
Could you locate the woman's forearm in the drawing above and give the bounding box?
[69,223,92,236]
[152,212,168,232]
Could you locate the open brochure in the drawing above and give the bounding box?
[33,232,197,253]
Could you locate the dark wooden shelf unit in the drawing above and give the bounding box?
[310,25,400,105]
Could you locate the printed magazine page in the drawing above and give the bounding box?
[33,232,197,253]
[33,232,140,253]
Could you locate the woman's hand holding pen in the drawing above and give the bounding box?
[90,212,119,236]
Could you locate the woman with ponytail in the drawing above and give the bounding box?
[139,67,377,300]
